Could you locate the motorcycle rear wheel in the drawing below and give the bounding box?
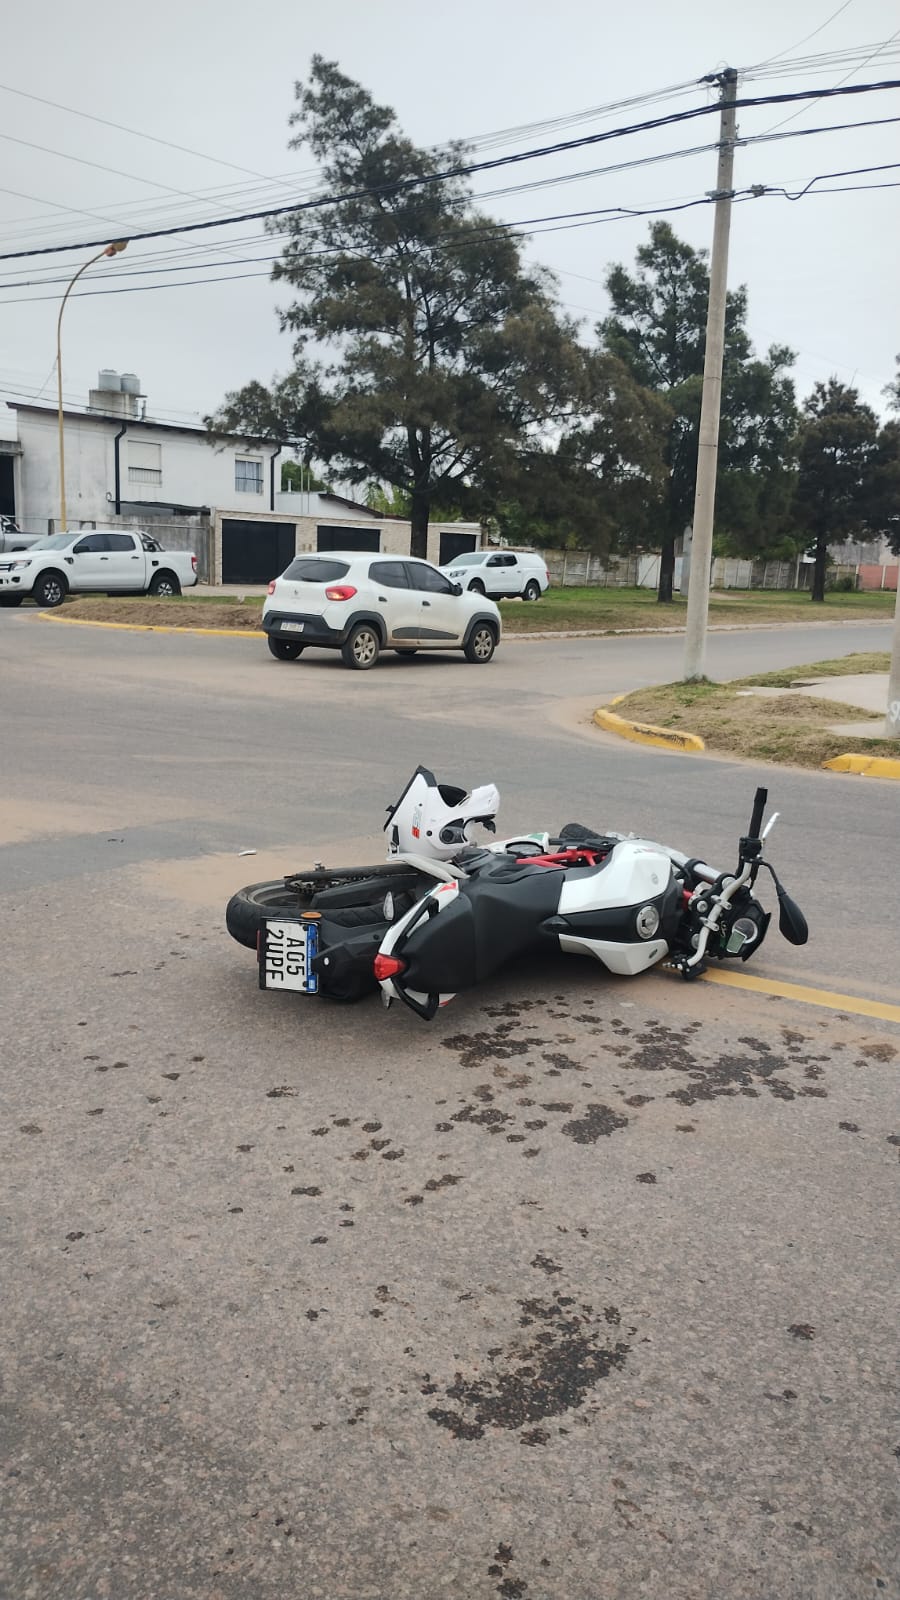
[226,880,312,949]
[226,864,426,949]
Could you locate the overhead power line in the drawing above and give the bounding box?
[0,166,895,308]
[746,1,859,71]
[0,80,276,178]
[3,107,898,291]
[1,77,898,264]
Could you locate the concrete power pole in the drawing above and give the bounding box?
[683,68,739,682]
[885,574,900,739]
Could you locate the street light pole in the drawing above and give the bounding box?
[56,240,128,530]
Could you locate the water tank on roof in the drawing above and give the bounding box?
[120,373,141,395]
[98,369,121,391]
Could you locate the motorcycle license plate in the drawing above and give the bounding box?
[259,918,319,994]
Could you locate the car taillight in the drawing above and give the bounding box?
[266,581,276,595]
[374,953,406,981]
[191,554,197,571]
[325,585,357,601]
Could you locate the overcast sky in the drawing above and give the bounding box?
[1,0,898,443]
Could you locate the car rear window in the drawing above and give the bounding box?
[282,558,350,582]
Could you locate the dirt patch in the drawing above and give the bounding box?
[48,594,896,638]
[612,673,886,770]
[57,598,264,630]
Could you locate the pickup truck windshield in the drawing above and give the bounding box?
[448,551,487,566]
[29,534,77,551]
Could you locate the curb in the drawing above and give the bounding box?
[38,612,263,640]
[593,696,705,754]
[822,752,900,780]
[33,611,893,644]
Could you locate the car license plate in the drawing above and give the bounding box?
[259,918,319,993]
[281,621,305,633]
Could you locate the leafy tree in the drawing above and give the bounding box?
[883,354,900,414]
[872,418,900,556]
[281,460,329,493]
[207,57,592,558]
[793,380,892,601]
[598,222,798,600]
[501,352,671,553]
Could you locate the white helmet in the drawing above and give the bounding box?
[384,767,500,859]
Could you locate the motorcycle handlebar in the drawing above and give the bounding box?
[748,787,768,841]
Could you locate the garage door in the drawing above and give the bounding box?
[316,525,381,553]
[221,520,296,584]
[439,531,479,565]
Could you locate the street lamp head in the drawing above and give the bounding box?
[103,240,128,257]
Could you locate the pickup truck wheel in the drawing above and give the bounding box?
[0,595,23,607]
[33,571,68,608]
[341,622,381,670]
[468,579,486,594]
[268,636,304,661]
[464,623,497,663]
[148,571,181,597]
[523,579,541,601]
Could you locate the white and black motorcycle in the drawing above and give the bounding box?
[226,768,808,1020]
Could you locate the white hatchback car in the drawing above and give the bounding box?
[443,549,550,600]
[263,552,502,670]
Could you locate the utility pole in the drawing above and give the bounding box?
[885,574,900,739]
[683,68,739,681]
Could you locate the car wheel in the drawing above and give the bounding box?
[468,579,486,595]
[342,622,381,670]
[268,636,305,661]
[148,572,181,597]
[0,595,23,607]
[394,648,418,657]
[33,571,68,608]
[523,580,541,601]
[464,623,497,664]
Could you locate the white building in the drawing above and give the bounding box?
[4,373,480,581]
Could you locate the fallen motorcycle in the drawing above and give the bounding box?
[226,767,808,1021]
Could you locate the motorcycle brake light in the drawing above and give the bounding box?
[325,585,358,601]
[266,581,276,595]
[374,953,406,981]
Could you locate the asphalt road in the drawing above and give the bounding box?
[2,611,898,1600]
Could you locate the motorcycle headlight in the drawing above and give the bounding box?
[636,904,660,939]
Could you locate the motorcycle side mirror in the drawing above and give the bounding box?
[777,888,808,946]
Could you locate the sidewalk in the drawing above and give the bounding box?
[737,674,892,738]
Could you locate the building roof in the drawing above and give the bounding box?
[6,400,279,447]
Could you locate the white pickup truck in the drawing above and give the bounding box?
[0,529,198,608]
[0,517,43,553]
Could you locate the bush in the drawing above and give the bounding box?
[827,573,857,593]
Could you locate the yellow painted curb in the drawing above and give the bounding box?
[700,966,900,1025]
[593,702,705,753]
[822,752,900,780]
[39,612,264,640]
